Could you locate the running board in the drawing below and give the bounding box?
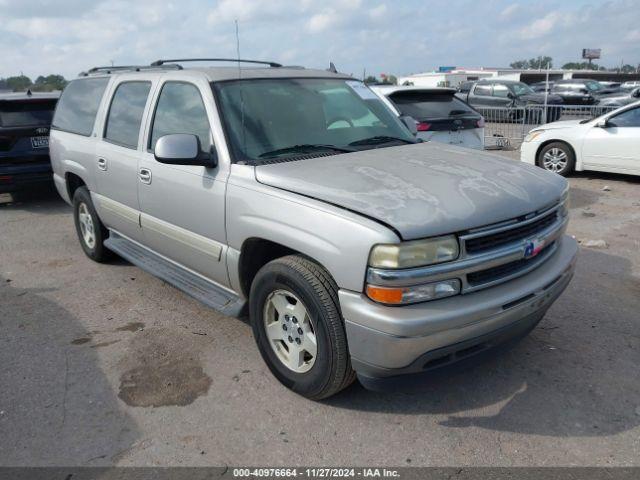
[104,231,245,317]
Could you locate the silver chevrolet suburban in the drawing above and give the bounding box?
[50,59,577,399]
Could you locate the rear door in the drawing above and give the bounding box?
[137,77,230,286]
[94,78,154,241]
[582,106,640,174]
[387,90,484,149]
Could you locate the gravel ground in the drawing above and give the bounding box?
[1,159,639,467]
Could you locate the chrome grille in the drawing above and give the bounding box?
[464,210,558,255]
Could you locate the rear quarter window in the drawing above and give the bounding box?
[0,100,57,128]
[52,78,109,136]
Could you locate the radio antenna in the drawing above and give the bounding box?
[235,19,247,157]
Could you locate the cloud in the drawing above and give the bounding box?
[0,0,638,81]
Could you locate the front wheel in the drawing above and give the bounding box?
[536,142,575,176]
[249,255,355,400]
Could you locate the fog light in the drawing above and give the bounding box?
[366,279,461,305]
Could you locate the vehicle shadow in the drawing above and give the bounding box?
[0,274,140,465]
[571,170,640,184]
[327,248,640,438]
[0,185,70,215]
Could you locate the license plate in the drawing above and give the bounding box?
[31,136,49,149]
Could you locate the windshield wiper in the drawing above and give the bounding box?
[348,136,415,147]
[259,144,354,158]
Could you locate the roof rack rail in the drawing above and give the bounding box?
[79,64,183,77]
[150,58,282,68]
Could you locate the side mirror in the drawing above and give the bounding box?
[154,134,218,168]
[507,92,515,99]
[633,89,640,98]
[595,119,609,128]
[399,115,418,136]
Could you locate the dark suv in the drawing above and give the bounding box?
[551,79,618,105]
[0,91,59,193]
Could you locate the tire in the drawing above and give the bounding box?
[536,142,575,177]
[72,186,111,262]
[249,255,356,400]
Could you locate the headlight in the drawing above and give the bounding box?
[368,235,459,269]
[366,279,461,305]
[523,130,545,142]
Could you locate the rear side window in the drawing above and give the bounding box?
[149,82,211,153]
[52,78,109,136]
[389,92,476,120]
[104,82,152,148]
[474,85,491,96]
[0,100,57,128]
[492,85,510,98]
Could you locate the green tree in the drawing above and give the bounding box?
[562,61,600,70]
[510,57,553,69]
[5,75,32,91]
[33,74,67,91]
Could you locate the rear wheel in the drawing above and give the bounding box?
[249,255,355,400]
[536,142,575,176]
[73,186,111,262]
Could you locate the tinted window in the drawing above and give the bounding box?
[459,82,473,93]
[608,107,640,127]
[511,82,534,95]
[474,85,491,96]
[104,82,151,148]
[0,100,57,127]
[52,78,109,136]
[493,84,510,98]
[389,92,477,119]
[150,82,211,153]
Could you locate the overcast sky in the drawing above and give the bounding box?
[1,0,638,80]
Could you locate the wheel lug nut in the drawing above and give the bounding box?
[284,315,290,322]
[297,328,303,335]
[292,317,298,324]
[295,338,301,345]
[288,336,294,343]
[282,324,288,331]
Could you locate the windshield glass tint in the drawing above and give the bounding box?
[389,92,476,119]
[586,81,603,92]
[213,78,414,162]
[512,82,534,95]
[0,100,57,127]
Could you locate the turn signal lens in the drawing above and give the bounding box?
[366,279,461,305]
[523,130,545,142]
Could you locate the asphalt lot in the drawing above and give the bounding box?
[1,157,639,467]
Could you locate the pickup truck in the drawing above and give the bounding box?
[50,60,577,399]
[457,79,563,123]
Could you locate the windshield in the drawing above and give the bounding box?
[213,78,415,163]
[511,82,535,96]
[0,100,57,127]
[585,81,604,92]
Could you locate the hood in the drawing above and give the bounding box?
[598,93,636,105]
[254,143,567,240]
[518,93,563,104]
[535,119,587,130]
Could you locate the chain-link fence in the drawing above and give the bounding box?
[478,105,620,150]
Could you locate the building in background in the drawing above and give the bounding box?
[398,67,640,88]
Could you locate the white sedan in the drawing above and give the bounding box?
[521,101,640,176]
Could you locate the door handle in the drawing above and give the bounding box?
[138,168,152,185]
[97,157,107,171]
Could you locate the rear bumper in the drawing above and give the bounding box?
[339,235,577,382]
[0,162,52,193]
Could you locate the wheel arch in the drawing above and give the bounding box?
[535,139,580,171]
[65,172,87,200]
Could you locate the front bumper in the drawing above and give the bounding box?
[339,235,577,382]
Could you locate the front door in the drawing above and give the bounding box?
[138,79,230,286]
[94,80,153,241]
[582,106,640,174]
